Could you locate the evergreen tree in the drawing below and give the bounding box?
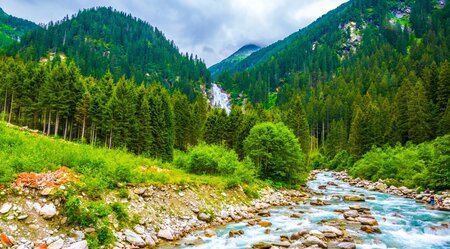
[148,83,174,161]
[408,81,433,143]
[172,91,191,151]
[348,107,363,157]
[282,95,310,154]
[437,60,450,115]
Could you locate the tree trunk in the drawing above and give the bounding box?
[64,118,68,139]
[109,129,113,149]
[69,121,73,141]
[8,93,14,123]
[3,89,7,121]
[81,116,86,140]
[43,111,47,134]
[54,112,59,136]
[47,111,52,135]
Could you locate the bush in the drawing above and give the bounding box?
[174,143,256,185]
[244,122,307,184]
[111,202,129,222]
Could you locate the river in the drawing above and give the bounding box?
[166,172,450,249]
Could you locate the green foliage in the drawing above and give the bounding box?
[110,202,129,223]
[244,122,307,185]
[14,7,210,92]
[174,143,257,186]
[348,135,450,190]
[64,196,111,227]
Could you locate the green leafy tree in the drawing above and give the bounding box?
[244,122,306,184]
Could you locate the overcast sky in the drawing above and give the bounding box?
[1,0,348,66]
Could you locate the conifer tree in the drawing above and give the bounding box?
[437,60,450,115]
[408,81,433,143]
[172,91,191,151]
[282,95,310,154]
[348,107,363,157]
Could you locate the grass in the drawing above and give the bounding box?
[0,121,257,193]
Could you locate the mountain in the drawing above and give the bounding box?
[209,44,261,79]
[14,7,210,94]
[0,8,39,48]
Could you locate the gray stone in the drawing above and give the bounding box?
[48,238,64,249]
[198,212,211,221]
[343,210,359,219]
[63,240,88,249]
[39,203,57,219]
[157,229,174,241]
[337,242,356,249]
[124,229,146,247]
[0,203,12,214]
[134,225,145,235]
[358,217,378,226]
[302,236,327,248]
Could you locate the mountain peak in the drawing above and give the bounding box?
[209,43,262,79]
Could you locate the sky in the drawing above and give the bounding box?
[0,0,348,66]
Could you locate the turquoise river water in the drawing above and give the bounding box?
[167,172,450,249]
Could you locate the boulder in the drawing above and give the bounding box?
[258,220,272,227]
[361,225,382,234]
[302,236,327,248]
[64,240,88,249]
[322,226,343,237]
[272,241,291,247]
[229,230,244,237]
[252,242,272,249]
[343,195,365,201]
[343,210,359,219]
[0,203,12,214]
[198,212,211,222]
[310,199,329,206]
[204,229,216,237]
[375,182,387,191]
[39,203,57,219]
[337,242,356,249]
[48,238,64,249]
[124,229,146,247]
[157,229,174,241]
[358,217,378,226]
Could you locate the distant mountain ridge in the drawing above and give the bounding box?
[0,7,39,48]
[209,44,261,79]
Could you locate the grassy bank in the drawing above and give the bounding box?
[0,122,260,195]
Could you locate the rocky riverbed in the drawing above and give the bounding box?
[1,170,450,248]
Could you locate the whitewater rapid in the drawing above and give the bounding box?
[164,172,450,249]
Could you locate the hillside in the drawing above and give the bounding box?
[13,7,210,95]
[209,44,261,79]
[0,7,38,48]
[216,0,450,158]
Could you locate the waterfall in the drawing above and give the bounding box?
[209,83,231,114]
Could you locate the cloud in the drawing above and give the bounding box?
[0,0,348,66]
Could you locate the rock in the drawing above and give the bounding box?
[310,199,329,206]
[0,233,16,246]
[322,226,343,237]
[337,242,356,249]
[358,217,379,226]
[361,225,382,234]
[198,212,211,222]
[48,238,64,249]
[185,238,204,246]
[41,187,56,196]
[257,220,272,227]
[204,229,216,237]
[343,210,359,219]
[17,214,28,220]
[290,213,301,218]
[375,182,387,191]
[0,203,12,214]
[70,231,85,241]
[157,229,174,241]
[272,241,291,247]
[309,230,325,239]
[133,188,146,195]
[64,240,88,249]
[327,181,338,186]
[252,242,272,249]
[134,225,145,235]
[343,195,365,201]
[302,236,327,248]
[124,229,146,247]
[39,203,57,219]
[229,230,244,237]
[143,234,156,247]
[366,196,376,200]
[258,209,271,217]
[318,185,327,189]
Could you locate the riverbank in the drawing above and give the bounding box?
[314,170,450,211]
[0,178,310,248]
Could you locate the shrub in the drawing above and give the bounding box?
[111,202,129,222]
[244,122,307,184]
